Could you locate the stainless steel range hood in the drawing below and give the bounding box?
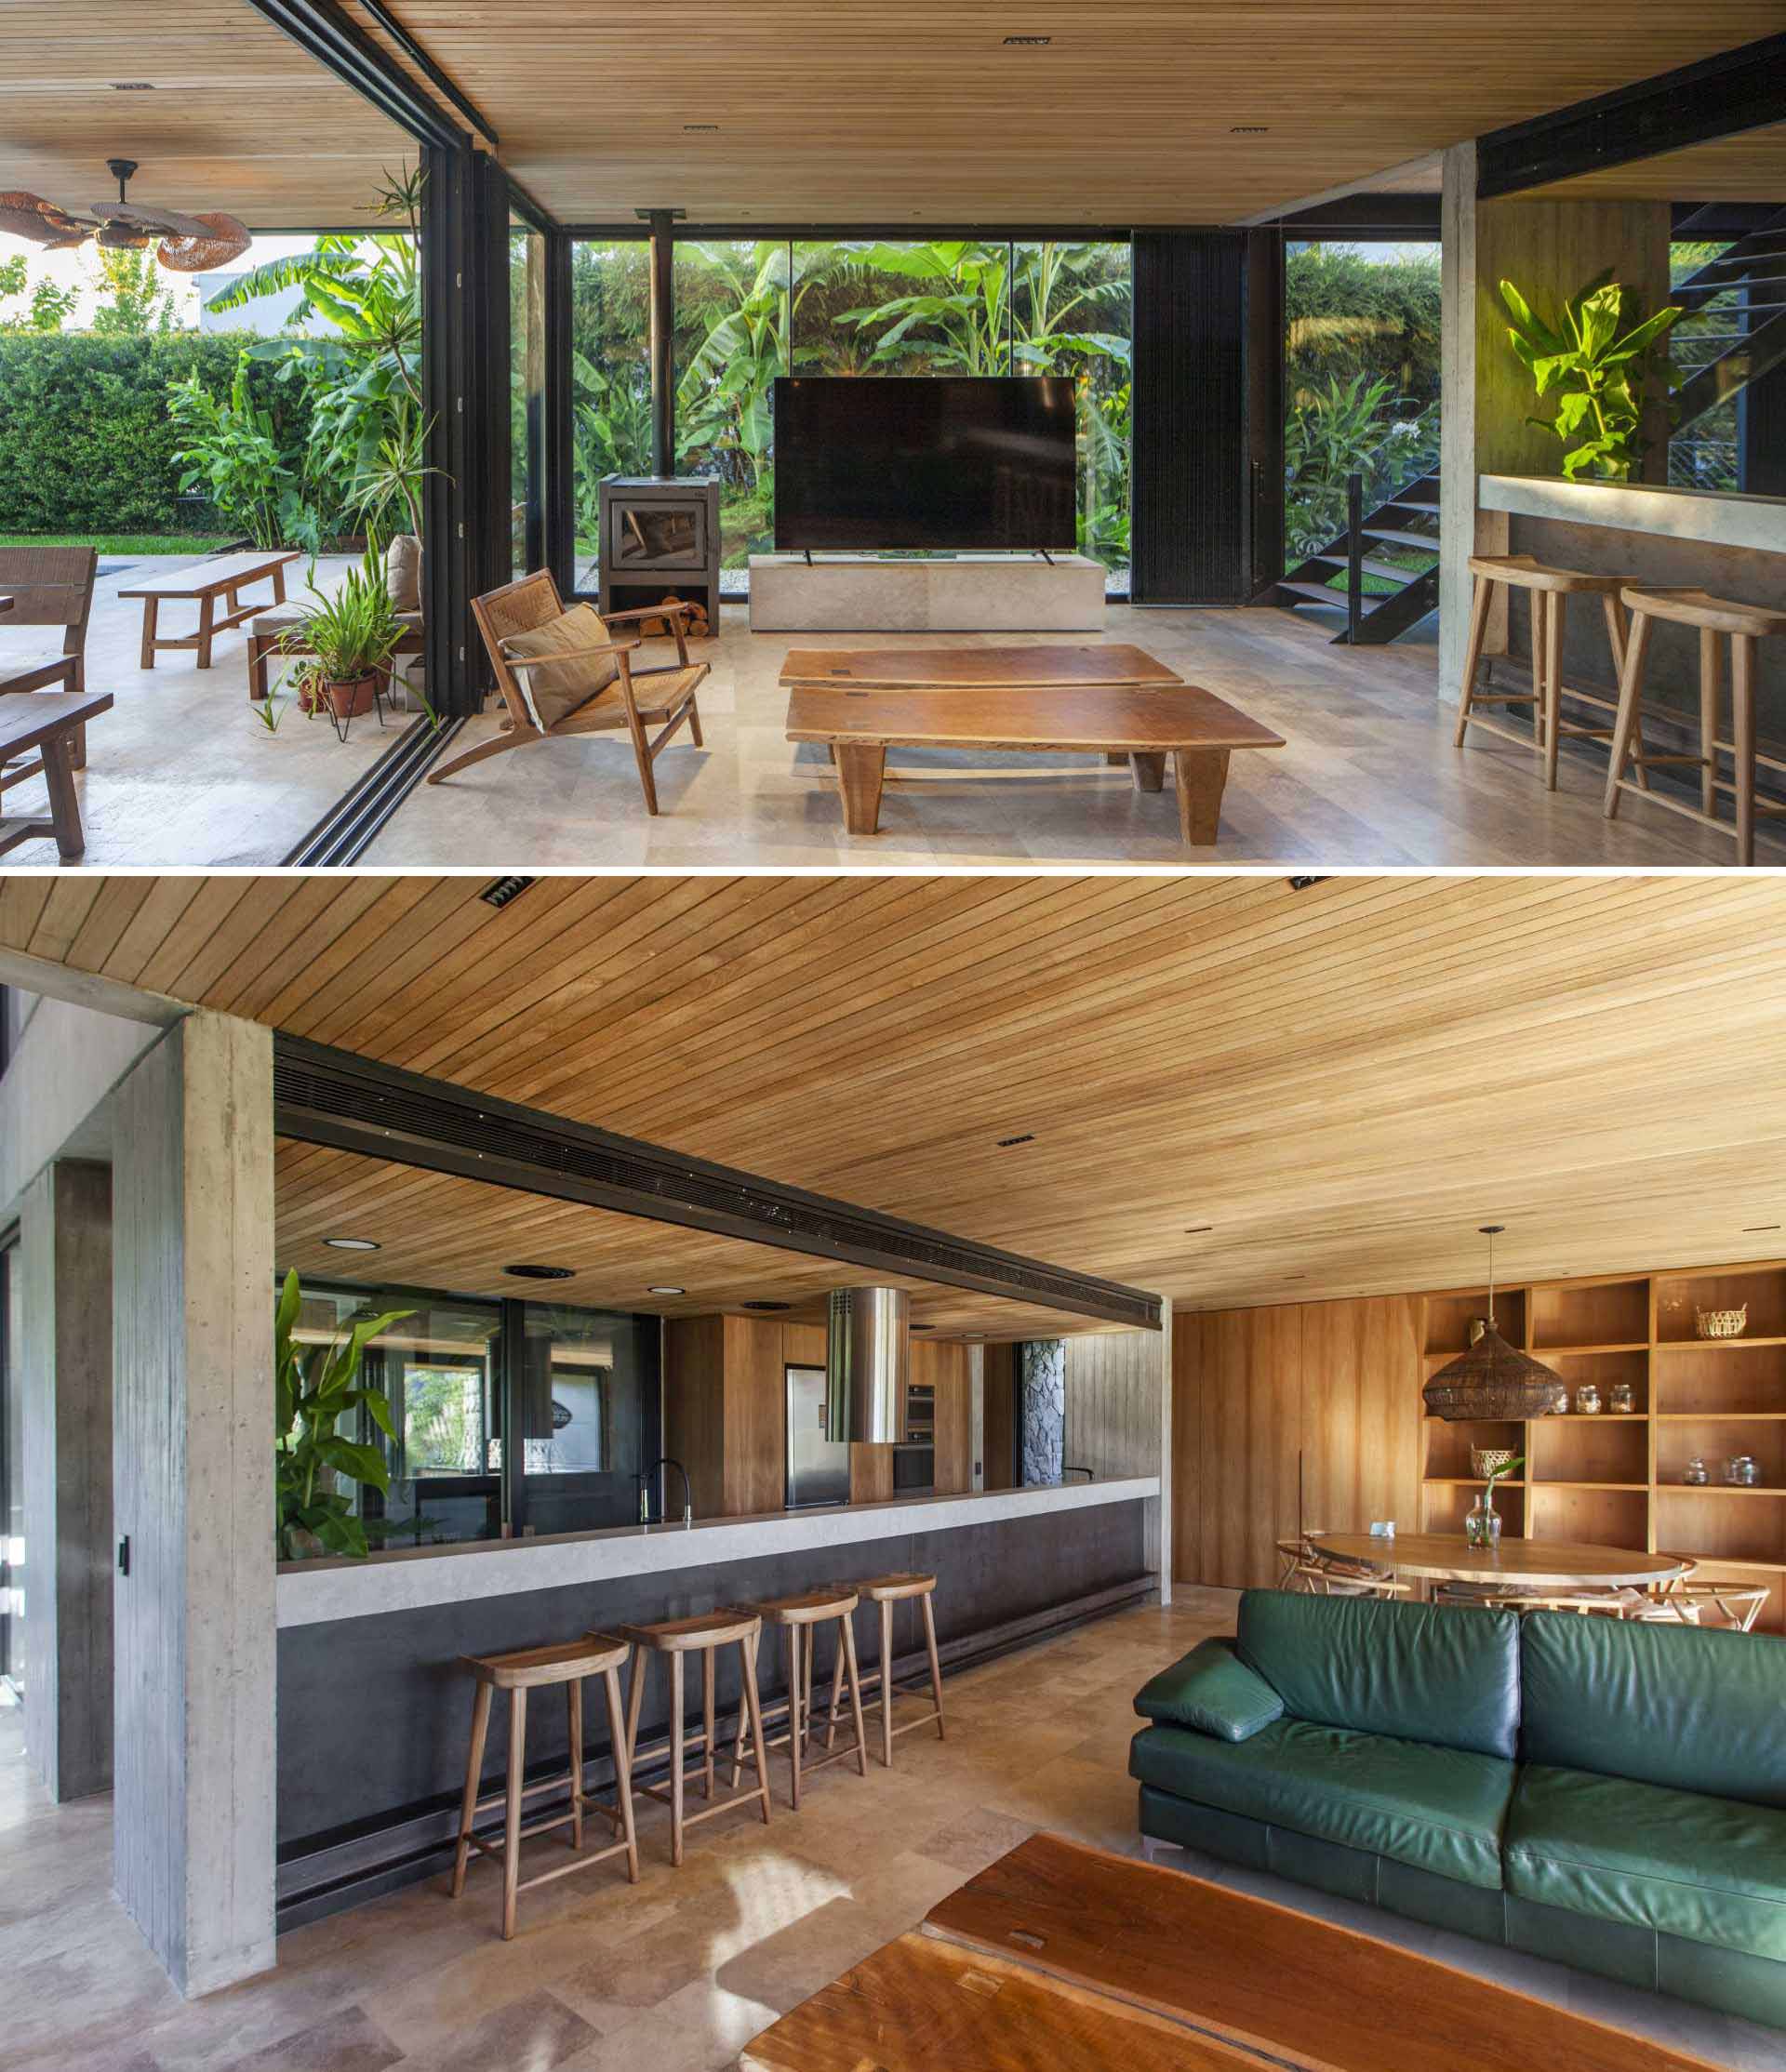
[826,1286,910,1444]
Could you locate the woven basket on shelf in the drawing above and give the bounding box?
[1470,1446,1518,1480]
[1696,1306,1748,1340]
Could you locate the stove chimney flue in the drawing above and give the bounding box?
[826,1287,910,1444]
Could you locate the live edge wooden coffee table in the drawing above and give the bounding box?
[780,644,1285,845]
[741,1832,1713,2072]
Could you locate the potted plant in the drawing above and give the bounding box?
[274,1267,415,1560]
[1498,273,1681,482]
[275,547,407,730]
[1465,1453,1524,1550]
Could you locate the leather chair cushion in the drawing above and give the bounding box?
[500,604,620,727]
[1237,1588,1521,1760]
[1520,1612,1786,1808]
[1134,1638,1283,1742]
[1129,1717,1514,1889]
[1506,1763,1786,1964]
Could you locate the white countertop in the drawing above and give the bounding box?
[1479,474,1786,555]
[275,1474,1159,1627]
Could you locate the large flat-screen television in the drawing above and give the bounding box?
[773,375,1077,553]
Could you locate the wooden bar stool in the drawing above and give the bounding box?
[823,1572,946,1769]
[1455,555,1646,791]
[449,1633,638,1941]
[730,1587,868,1809]
[1604,586,1786,866]
[619,1608,770,1866]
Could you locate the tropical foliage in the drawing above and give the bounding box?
[1499,272,1681,482]
[274,1268,413,1560]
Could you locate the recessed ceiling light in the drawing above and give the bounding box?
[647,1284,686,1295]
[742,1299,791,1312]
[1003,34,1052,45]
[323,1236,380,1252]
[996,1133,1036,1148]
[684,123,718,131]
[1231,125,1270,135]
[480,875,536,909]
[504,1263,574,1281]
[112,81,155,90]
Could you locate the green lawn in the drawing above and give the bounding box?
[0,532,225,556]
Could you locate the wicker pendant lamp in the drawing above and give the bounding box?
[1422,1225,1567,1422]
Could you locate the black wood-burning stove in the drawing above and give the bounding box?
[596,476,721,637]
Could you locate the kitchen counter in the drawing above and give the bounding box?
[1478,475,1786,554]
[276,1473,1160,1627]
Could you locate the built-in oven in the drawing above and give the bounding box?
[892,1380,935,1494]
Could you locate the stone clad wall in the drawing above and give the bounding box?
[1018,1338,1065,1484]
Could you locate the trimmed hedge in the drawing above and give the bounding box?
[0,333,315,533]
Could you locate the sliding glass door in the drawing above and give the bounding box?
[1,1229,20,1700]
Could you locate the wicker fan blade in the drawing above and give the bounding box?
[91,199,218,241]
[156,212,251,273]
[0,191,90,246]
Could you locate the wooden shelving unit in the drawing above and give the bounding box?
[1419,1257,1786,1634]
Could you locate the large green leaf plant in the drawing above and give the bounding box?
[1499,273,1681,481]
[274,1268,413,1559]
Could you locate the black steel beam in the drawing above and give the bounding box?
[543,228,576,593]
[1477,33,1786,200]
[357,0,500,146]
[643,209,680,475]
[242,0,469,153]
[272,1035,1162,1331]
[1275,194,1442,236]
[1244,228,1286,600]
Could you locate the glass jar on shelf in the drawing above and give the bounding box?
[1574,1382,1602,1415]
[1683,1456,1709,1485]
[1725,1454,1760,1487]
[1608,1381,1635,1415]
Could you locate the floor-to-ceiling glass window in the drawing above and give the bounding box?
[794,239,1014,378]
[1,1229,21,1699]
[569,238,653,591]
[509,218,549,578]
[514,1303,660,1535]
[1013,241,1131,585]
[1281,238,1441,591]
[673,240,790,570]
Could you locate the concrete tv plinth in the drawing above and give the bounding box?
[748,552,1105,632]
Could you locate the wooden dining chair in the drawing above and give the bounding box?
[0,546,98,770]
[428,569,707,812]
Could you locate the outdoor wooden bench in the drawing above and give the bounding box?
[119,551,302,670]
[0,689,113,859]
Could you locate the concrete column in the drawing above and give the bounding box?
[18,1160,113,1801]
[112,1013,274,1998]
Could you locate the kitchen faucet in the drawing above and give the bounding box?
[638,1455,693,1527]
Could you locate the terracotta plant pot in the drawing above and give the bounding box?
[300,671,381,720]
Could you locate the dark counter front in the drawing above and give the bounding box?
[275,1495,1153,1924]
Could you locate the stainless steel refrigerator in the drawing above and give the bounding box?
[786,1363,849,1508]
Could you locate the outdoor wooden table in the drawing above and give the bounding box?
[741,1831,1712,2072]
[0,689,113,860]
[1309,1530,1688,1590]
[781,644,1284,844]
[119,550,302,670]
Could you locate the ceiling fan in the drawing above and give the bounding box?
[0,159,250,272]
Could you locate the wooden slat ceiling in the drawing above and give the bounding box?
[0,1,413,229]
[7,874,1786,1323]
[1,2,1780,227]
[1526,122,1786,206]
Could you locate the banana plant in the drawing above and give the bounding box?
[1499,273,1682,481]
[274,1268,413,1559]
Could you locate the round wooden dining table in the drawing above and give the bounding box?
[1309,1531,1688,1590]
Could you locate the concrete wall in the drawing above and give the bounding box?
[112,1013,275,1998]
[18,1162,113,1802]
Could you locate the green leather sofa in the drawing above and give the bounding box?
[1131,1589,1786,2027]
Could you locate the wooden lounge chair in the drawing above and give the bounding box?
[0,545,98,769]
[429,570,706,812]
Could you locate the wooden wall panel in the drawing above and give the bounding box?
[924,1340,973,1495]
[724,1316,787,1518]
[1063,1330,1161,1479]
[662,1316,726,1520]
[982,1342,1017,1491]
[1176,1295,1423,1589]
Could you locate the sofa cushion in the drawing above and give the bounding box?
[500,604,619,727]
[1129,1716,1514,1889]
[1135,1638,1283,1742]
[1520,1612,1786,1810]
[384,532,421,612]
[1236,1588,1521,1760]
[1505,1763,1786,1965]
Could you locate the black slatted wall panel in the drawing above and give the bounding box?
[1130,231,1250,606]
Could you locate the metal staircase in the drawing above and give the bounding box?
[1275,465,1441,645]
[1668,207,1786,485]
